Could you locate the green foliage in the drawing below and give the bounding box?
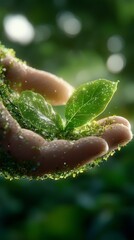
[16,79,118,139]
[0,80,38,134]
[65,79,118,130]
[18,91,64,139]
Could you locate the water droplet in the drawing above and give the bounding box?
[110,151,115,156]
[5,117,9,121]
[19,135,24,139]
[118,146,121,151]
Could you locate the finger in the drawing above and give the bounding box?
[5,127,109,177]
[0,101,108,176]
[36,137,108,176]
[98,116,131,129]
[6,132,109,177]
[1,55,74,105]
[101,123,133,151]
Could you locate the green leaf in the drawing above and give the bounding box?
[18,91,63,138]
[65,79,118,130]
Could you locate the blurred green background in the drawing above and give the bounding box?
[0,0,134,239]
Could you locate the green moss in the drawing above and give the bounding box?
[65,120,105,140]
[0,42,15,59]
[0,80,54,140]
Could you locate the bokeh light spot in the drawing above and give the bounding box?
[3,14,35,45]
[106,54,126,73]
[57,11,82,37]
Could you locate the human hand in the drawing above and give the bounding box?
[0,53,74,106]
[0,49,132,178]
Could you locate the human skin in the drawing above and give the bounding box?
[0,55,74,106]
[0,53,133,177]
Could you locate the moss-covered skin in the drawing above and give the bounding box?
[0,43,127,180]
[0,80,110,180]
[0,142,115,180]
[0,43,15,59]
